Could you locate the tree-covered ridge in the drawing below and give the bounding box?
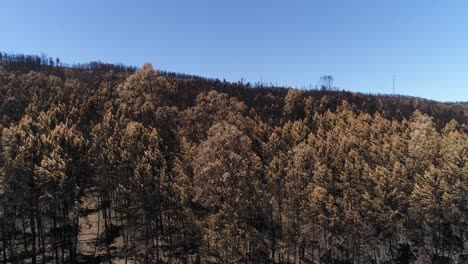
[0,57,467,263]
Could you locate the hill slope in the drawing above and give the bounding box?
[0,56,467,263]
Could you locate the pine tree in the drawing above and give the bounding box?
[1,115,44,264]
[116,63,173,125]
[189,121,267,263]
[439,120,468,256]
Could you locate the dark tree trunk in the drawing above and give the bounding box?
[30,210,37,264]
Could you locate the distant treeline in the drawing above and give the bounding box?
[0,51,137,73]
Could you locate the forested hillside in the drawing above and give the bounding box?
[0,54,467,263]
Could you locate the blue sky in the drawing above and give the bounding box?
[1,0,467,102]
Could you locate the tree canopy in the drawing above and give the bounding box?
[0,54,467,263]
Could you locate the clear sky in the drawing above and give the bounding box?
[1,0,467,102]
